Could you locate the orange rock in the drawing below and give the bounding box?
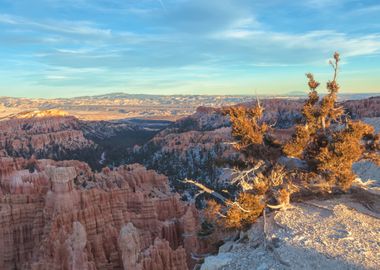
[0,158,201,270]
[0,115,94,160]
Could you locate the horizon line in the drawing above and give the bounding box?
[1,91,380,100]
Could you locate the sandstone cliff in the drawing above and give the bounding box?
[0,114,95,161]
[0,158,202,270]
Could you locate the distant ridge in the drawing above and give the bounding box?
[1,91,379,100]
[1,109,69,120]
[76,92,162,99]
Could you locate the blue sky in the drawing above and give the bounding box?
[0,0,379,98]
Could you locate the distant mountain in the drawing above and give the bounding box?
[286,91,380,100]
[0,92,379,122]
[76,92,161,99]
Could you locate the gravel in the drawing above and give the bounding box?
[201,191,380,270]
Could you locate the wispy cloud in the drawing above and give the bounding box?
[303,0,348,8]
[0,13,111,37]
[215,29,380,58]
[45,75,68,80]
[0,0,379,97]
[157,0,167,11]
[350,4,380,15]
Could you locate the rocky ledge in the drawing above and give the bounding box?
[201,186,380,270]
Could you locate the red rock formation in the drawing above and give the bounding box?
[0,115,94,160]
[0,158,202,270]
[342,96,380,118]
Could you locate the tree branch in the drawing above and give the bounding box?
[181,178,252,213]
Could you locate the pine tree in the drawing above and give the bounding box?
[284,52,379,190]
[201,52,380,230]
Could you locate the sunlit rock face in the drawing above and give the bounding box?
[11,109,69,119]
[0,111,169,171]
[0,114,95,160]
[342,96,380,119]
[240,96,380,127]
[0,158,202,270]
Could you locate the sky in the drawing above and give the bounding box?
[0,0,379,98]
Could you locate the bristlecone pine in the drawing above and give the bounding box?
[284,52,380,191]
[204,52,380,230]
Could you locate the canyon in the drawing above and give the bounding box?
[0,158,205,269]
[0,112,95,160]
[128,97,380,190]
[0,94,379,270]
[1,94,378,121]
[0,110,170,170]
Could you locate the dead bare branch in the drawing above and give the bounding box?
[267,203,286,210]
[181,178,228,203]
[181,178,253,213]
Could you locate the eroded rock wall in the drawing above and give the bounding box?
[0,116,95,160]
[0,158,201,270]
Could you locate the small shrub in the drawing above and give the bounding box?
[224,193,265,229]
[204,193,264,230]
